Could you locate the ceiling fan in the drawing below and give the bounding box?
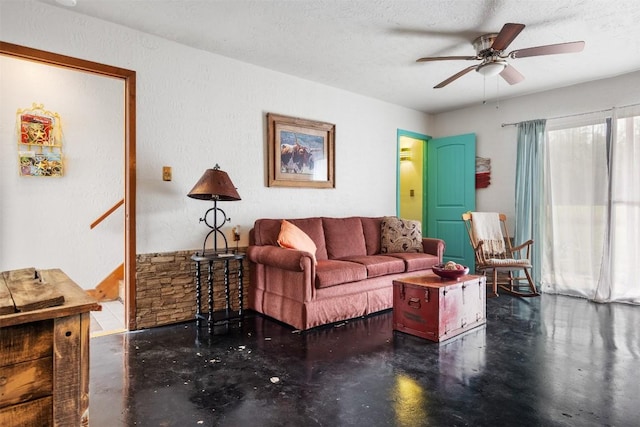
[417,23,585,88]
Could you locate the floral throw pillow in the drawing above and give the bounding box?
[380,216,424,253]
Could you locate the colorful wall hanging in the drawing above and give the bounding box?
[16,103,64,177]
[475,156,491,189]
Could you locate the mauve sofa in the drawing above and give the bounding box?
[247,216,445,330]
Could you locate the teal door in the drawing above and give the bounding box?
[425,134,476,268]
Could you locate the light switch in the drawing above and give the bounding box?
[162,166,172,181]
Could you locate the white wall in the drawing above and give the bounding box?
[433,71,640,223]
[0,1,433,286]
[0,56,124,289]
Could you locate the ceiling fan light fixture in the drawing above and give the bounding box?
[476,60,507,77]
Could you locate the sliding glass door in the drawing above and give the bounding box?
[542,107,640,303]
[607,108,640,302]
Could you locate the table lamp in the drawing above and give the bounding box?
[187,164,241,255]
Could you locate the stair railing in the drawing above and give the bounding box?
[88,198,126,302]
[90,198,124,229]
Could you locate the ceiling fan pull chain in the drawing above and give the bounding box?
[482,76,487,105]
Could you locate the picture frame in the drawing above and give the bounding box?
[267,113,335,188]
[16,103,64,177]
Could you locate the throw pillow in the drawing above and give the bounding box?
[380,216,424,253]
[277,219,318,264]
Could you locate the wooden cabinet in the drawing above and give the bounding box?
[0,269,100,427]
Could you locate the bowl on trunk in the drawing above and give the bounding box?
[432,264,470,280]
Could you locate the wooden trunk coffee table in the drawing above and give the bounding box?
[393,273,486,342]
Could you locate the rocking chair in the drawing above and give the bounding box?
[462,212,540,297]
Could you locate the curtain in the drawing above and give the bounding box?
[542,107,640,303]
[515,119,546,286]
[542,112,609,298]
[598,106,640,302]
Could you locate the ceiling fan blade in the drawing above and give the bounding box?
[499,64,525,85]
[434,65,477,89]
[491,23,525,51]
[509,41,585,58]
[417,56,477,62]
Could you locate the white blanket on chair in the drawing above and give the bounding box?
[471,212,505,256]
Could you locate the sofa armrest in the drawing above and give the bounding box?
[247,245,314,272]
[422,238,446,261]
[248,245,316,303]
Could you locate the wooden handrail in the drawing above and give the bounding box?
[90,198,124,229]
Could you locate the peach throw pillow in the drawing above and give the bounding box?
[277,220,317,265]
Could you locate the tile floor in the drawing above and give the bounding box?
[90,300,126,337]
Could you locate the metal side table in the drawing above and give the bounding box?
[191,251,245,332]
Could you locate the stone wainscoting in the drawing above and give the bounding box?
[135,249,249,329]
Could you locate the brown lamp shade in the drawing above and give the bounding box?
[187,165,241,201]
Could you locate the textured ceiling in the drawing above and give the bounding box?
[42,0,640,114]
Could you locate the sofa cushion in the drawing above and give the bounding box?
[380,217,424,254]
[360,217,382,255]
[323,217,367,259]
[289,217,328,260]
[277,220,317,264]
[252,218,283,246]
[315,259,367,289]
[340,255,405,278]
[387,252,439,272]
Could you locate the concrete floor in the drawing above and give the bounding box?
[89,293,640,426]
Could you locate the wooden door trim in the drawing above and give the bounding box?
[0,41,138,330]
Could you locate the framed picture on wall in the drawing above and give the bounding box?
[267,113,335,188]
[16,103,64,177]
